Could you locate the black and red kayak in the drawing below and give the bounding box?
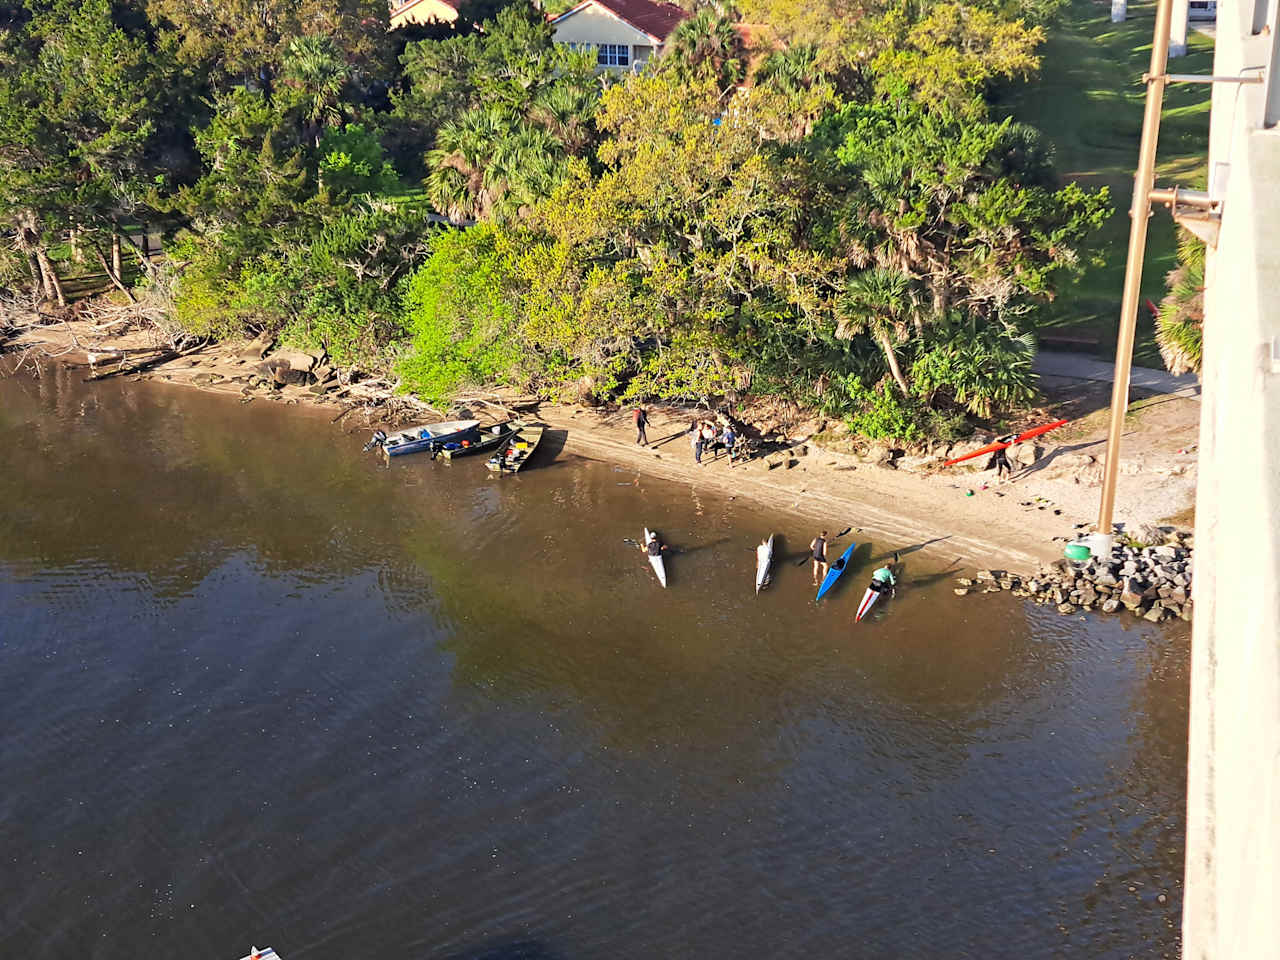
[943,419,1069,467]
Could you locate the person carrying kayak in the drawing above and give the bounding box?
[810,530,829,586]
[985,433,1017,482]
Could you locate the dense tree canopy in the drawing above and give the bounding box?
[145,0,390,90]
[870,3,1045,117]
[1,0,1110,439]
[0,0,183,298]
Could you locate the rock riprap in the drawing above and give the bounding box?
[958,533,1193,623]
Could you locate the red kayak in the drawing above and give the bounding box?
[943,419,1069,467]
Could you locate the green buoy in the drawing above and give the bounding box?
[1063,543,1091,562]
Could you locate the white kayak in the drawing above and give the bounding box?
[644,527,667,588]
[755,535,774,594]
[855,586,880,622]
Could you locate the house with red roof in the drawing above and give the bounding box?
[549,0,690,72]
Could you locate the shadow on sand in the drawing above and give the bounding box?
[869,535,954,564]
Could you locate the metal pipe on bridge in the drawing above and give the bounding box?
[1096,0,1176,541]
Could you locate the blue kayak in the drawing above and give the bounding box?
[816,542,857,601]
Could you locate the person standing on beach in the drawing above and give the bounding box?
[633,406,649,445]
[700,420,717,452]
[719,422,736,464]
[689,420,703,464]
[810,531,829,586]
[986,434,1017,482]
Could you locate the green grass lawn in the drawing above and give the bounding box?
[998,0,1213,365]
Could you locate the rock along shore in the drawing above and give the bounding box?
[954,527,1194,623]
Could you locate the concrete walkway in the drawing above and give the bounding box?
[1033,351,1201,397]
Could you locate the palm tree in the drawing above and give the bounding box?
[664,9,745,90]
[836,268,918,394]
[282,35,349,145]
[426,108,570,221]
[529,82,599,156]
[1156,229,1204,376]
[425,107,513,219]
[755,44,819,96]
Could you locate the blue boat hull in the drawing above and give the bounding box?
[815,542,857,601]
[386,431,467,456]
[384,422,480,457]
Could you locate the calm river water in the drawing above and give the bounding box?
[0,365,1188,959]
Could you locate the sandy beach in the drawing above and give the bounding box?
[3,317,1199,572]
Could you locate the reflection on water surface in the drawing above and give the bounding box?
[0,366,1187,959]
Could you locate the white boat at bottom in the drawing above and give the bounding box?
[239,948,280,960]
[755,534,774,593]
[855,586,881,622]
[644,527,667,588]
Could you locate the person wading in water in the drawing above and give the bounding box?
[810,530,829,586]
[869,554,899,598]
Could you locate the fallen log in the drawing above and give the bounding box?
[83,341,206,381]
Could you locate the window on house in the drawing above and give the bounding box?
[597,43,630,67]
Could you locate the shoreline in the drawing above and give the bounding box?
[3,317,1199,574]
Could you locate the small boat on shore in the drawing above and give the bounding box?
[756,535,774,594]
[816,541,857,601]
[485,423,545,474]
[644,527,667,588]
[438,421,518,461]
[365,419,480,458]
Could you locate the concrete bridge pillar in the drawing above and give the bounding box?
[1182,1,1280,957]
[1170,0,1190,56]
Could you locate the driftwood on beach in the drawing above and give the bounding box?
[83,342,205,381]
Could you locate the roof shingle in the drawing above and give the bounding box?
[553,0,690,43]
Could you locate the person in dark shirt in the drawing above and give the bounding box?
[690,420,703,464]
[719,423,736,464]
[810,530,829,586]
[633,406,648,445]
[986,434,1017,481]
[645,532,666,557]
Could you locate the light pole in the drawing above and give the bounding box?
[1094,0,1175,548]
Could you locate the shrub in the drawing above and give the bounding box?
[272,206,431,365]
[910,317,1038,417]
[623,328,747,403]
[842,376,926,442]
[171,206,432,365]
[317,124,400,199]
[397,224,526,403]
